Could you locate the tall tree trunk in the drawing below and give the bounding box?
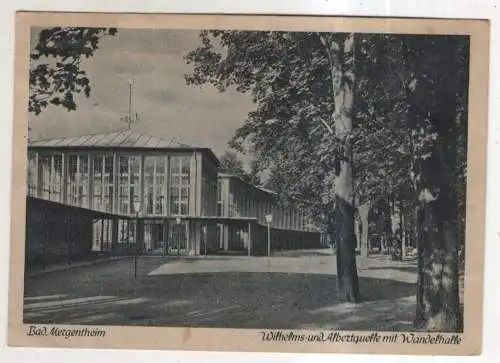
[400,201,408,260]
[402,35,465,332]
[413,150,463,332]
[381,199,391,254]
[389,196,399,249]
[413,122,462,331]
[355,215,361,251]
[412,58,463,331]
[358,203,371,258]
[322,33,361,302]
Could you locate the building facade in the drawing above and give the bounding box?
[27,130,321,256]
[27,130,219,255]
[217,174,320,252]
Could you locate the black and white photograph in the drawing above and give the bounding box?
[8,13,489,355]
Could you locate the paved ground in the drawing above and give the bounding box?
[24,249,424,331]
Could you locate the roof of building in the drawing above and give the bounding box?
[218,173,321,211]
[29,129,190,148]
[28,129,219,165]
[218,173,278,197]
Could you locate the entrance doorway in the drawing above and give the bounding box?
[168,221,188,255]
[143,220,166,252]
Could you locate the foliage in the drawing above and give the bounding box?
[219,150,246,175]
[219,150,262,186]
[29,27,117,115]
[186,31,343,215]
[185,30,468,225]
[248,159,262,186]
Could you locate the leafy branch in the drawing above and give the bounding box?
[29,27,117,115]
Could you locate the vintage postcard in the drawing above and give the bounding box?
[8,12,489,355]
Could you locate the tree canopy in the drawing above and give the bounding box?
[219,150,262,186]
[29,27,117,115]
[185,31,468,234]
[185,30,469,330]
[219,151,246,176]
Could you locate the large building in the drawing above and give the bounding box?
[217,174,317,252]
[26,130,321,258]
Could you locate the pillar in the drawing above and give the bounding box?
[111,216,119,251]
[248,222,252,257]
[112,152,119,214]
[137,218,144,255]
[163,218,169,253]
[36,152,42,198]
[61,152,68,204]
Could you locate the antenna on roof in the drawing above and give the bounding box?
[120,79,140,130]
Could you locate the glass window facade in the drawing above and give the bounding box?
[118,155,141,215]
[217,179,223,216]
[40,154,63,202]
[118,219,137,245]
[170,156,191,216]
[92,154,114,212]
[27,152,37,197]
[144,155,166,215]
[67,154,89,207]
[201,161,217,216]
[30,149,321,231]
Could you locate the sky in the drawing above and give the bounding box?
[29,28,256,167]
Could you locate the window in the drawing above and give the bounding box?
[40,154,63,202]
[250,197,255,219]
[228,192,235,217]
[244,194,249,216]
[118,219,136,245]
[144,156,166,215]
[238,192,244,217]
[233,187,240,217]
[118,155,141,215]
[170,156,190,216]
[217,179,223,216]
[213,181,218,214]
[92,155,114,212]
[201,162,218,217]
[27,152,37,197]
[92,219,113,251]
[67,154,89,207]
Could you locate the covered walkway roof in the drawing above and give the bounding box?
[28,197,260,226]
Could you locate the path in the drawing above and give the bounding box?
[24,249,419,331]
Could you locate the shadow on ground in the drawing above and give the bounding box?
[24,259,417,331]
[274,249,333,258]
[365,265,419,274]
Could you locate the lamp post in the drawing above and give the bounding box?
[265,214,273,265]
[176,217,181,259]
[133,200,142,279]
[202,224,208,257]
